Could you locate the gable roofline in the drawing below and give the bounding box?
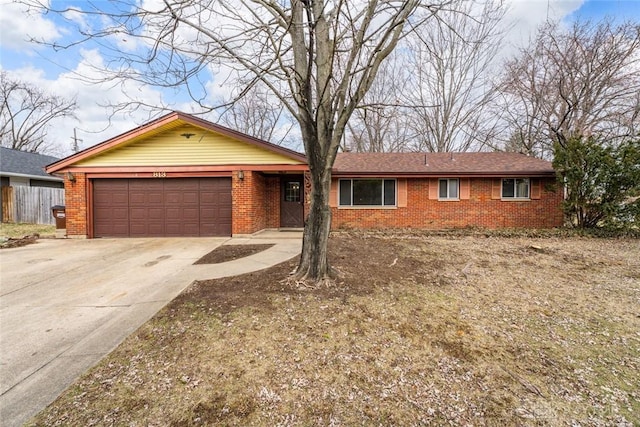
[46,111,307,173]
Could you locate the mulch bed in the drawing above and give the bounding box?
[194,244,274,264]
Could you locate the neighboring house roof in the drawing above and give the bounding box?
[47,111,307,173]
[0,147,62,181]
[333,152,556,177]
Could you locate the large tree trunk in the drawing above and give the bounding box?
[294,158,334,282]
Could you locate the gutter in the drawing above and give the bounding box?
[0,171,63,181]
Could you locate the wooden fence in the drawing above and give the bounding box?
[1,186,65,225]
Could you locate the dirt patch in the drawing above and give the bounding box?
[194,244,275,265]
[29,232,640,426]
[0,234,39,249]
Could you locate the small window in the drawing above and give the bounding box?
[284,181,301,202]
[339,179,396,207]
[339,180,352,206]
[438,179,459,200]
[502,178,529,199]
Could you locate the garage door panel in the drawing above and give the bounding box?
[93,179,130,237]
[112,193,129,205]
[93,177,232,237]
[165,193,181,204]
[148,208,165,219]
[147,223,165,235]
[184,192,198,204]
[165,222,199,236]
[129,180,162,190]
[97,207,128,221]
[148,193,164,204]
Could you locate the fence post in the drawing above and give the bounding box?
[1,186,14,223]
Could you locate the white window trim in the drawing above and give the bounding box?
[338,178,397,207]
[438,178,460,201]
[501,178,530,200]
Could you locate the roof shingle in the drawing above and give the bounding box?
[0,147,61,179]
[333,152,555,176]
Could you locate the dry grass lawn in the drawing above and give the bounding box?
[0,223,55,239]
[29,231,639,426]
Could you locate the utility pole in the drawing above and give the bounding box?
[71,128,82,153]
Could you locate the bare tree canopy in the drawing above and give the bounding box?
[218,85,293,145]
[0,71,77,154]
[404,0,506,153]
[342,50,413,152]
[342,0,506,153]
[22,0,448,282]
[494,18,640,158]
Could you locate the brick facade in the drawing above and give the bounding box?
[331,177,563,230]
[64,173,88,238]
[63,173,563,238]
[232,171,281,234]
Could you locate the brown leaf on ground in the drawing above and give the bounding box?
[29,231,640,427]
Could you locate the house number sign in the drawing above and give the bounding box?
[152,172,167,178]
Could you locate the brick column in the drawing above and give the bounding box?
[64,172,88,238]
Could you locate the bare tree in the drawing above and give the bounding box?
[495,19,640,157]
[0,71,77,154]
[218,85,293,144]
[403,0,506,152]
[343,51,413,152]
[24,0,447,282]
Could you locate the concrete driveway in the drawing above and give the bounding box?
[0,235,301,426]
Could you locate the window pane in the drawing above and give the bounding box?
[284,181,301,202]
[439,180,448,198]
[339,180,352,206]
[516,179,529,198]
[384,179,396,205]
[502,179,515,198]
[353,179,382,205]
[449,179,459,198]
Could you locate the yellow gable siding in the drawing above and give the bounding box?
[76,125,303,166]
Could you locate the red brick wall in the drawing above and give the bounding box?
[331,177,563,230]
[67,173,561,237]
[64,173,88,237]
[265,176,280,228]
[232,172,282,234]
[65,171,282,237]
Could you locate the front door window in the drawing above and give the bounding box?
[284,181,301,202]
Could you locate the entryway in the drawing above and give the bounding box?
[280,175,304,228]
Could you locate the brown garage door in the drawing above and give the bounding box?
[93,178,232,237]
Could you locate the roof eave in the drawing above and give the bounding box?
[0,171,63,181]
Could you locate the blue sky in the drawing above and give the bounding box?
[1,0,639,156]
[568,0,640,21]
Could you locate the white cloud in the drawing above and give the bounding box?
[0,0,62,51]
[62,7,90,33]
[502,0,585,47]
[4,48,168,156]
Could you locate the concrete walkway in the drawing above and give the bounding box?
[0,231,301,427]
